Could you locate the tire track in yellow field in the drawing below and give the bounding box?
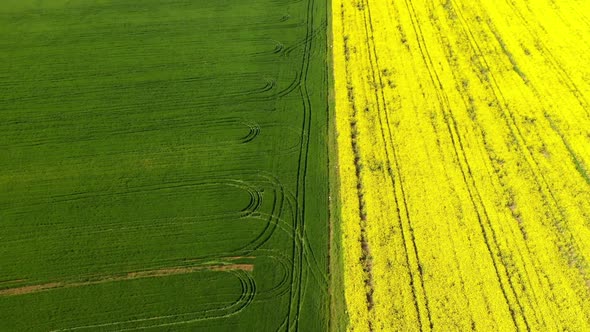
[360,0,433,329]
[409,2,533,328]
[338,4,374,329]
[446,0,588,326]
[435,2,558,328]
[453,0,590,309]
[334,3,375,329]
[496,0,590,184]
[400,1,531,329]
[452,0,590,325]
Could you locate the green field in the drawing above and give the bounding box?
[0,0,330,330]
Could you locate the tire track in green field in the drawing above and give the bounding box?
[48,268,257,332]
[0,175,288,291]
[20,213,299,332]
[285,0,317,329]
[0,117,261,150]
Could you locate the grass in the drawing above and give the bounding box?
[0,0,329,330]
[326,0,349,330]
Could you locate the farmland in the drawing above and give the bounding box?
[332,0,590,330]
[0,0,330,331]
[3,0,590,330]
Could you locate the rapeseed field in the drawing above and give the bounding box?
[332,0,590,330]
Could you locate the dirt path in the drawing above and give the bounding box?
[0,264,254,297]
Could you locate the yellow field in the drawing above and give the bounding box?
[332,0,590,330]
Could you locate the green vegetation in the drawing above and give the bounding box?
[326,0,349,329]
[0,0,330,330]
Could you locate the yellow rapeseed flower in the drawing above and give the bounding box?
[332,0,590,330]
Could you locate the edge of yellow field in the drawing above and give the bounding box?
[327,0,349,329]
